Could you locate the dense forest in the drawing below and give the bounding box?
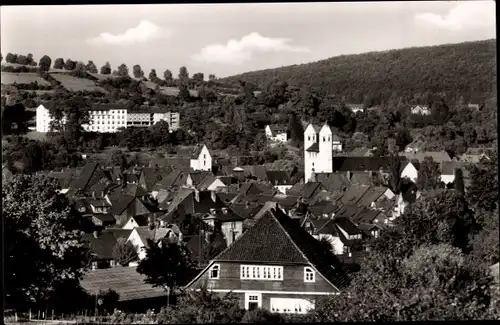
[220,39,496,105]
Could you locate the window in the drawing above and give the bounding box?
[323,137,325,142]
[209,264,220,279]
[308,136,310,141]
[240,265,283,280]
[304,267,315,282]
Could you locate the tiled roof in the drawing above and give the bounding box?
[134,227,170,247]
[269,124,288,135]
[229,202,263,219]
[315,173,350,192]
[218,192,239,203]
[106,228,133,240]
[93,213,116,224]
[242,201,277,229]
[332,157,397,172]
[188,171,214,186]
[82,231,118,260]
[214,208,350,289]
[441,161,471,177]
[80,267,168,302]
[109,195,136,215]
[191,144,206,159]
[152,170,184,191]
[335,217,362,235]
[349,172,373,186]
[266,170,291,186]
[69,162,103,191]
[401,151,451,163]
[242,165,268,181]
[140,167,173,192]
[122,183,149,197]
[89,199,111,207]
[306,143,320,152]
[356,186,389,207]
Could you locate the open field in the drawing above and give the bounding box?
[50,74,108,93]
[160,86,198,97]
[1,72,50,86]
[2,62,38,69]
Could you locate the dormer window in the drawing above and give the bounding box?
[209,264,220,279]
[304,267,315,282]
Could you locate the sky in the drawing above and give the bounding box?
[0,1,496,78]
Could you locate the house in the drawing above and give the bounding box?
[185,208,350,314]
[68,162,110,195]
[287,182,327,202]
[467,103,480,111]
[36,104,67,132]
[126,227,171,260]
[122,213,159,230]
[82,106,128,133]
[190,144,212,172]
[80,267,168,311]
[345,103,364,114]
[410,105,431,115]
[400,161,419,183]
[91,214,116,227]
[265,125,289,142]
[301,216,344,255]
[265,171,293,194]
[82,230,120,269]
[186,171,215,189]
[138,167,173,193]
[331,134,342,152]
[439,161,471,186]
[404,138,426,153]
[109,195,155,226]
[401,151,451,165]
[202,207,245,246]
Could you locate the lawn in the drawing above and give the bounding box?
[50,74,108,93]
[160,86,198,97]
[1,72,50,86]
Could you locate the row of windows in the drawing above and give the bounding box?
[208,264,315,282]
[307,135,332,142]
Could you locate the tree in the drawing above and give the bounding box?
[39,55,52,72]
[416,156,442,191]
[149,69,158,81]
[112,238,138,266]
[0,53,3,62]
[179,84,191,101]
[3,175,90,310]
[288,111,304,146]
[387,151,403,193]
[16,54,29,65]
[467,150,498,213]
[178,66,189,85]
[132,64,144,78]
[201,230,228,262]
[117,63,129,77]
[86,60,98,73]
[192,72,204,85]
[100,62,111,75]
[108,149,129,171]
[454,168,465,194]
[64,59,76,70]
[163,69,173,82]
[137,240,196,292]
[53,58,64,69]
[208,74,216,82]
[156,286,245,324]
[6,52,16,63]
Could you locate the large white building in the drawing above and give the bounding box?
[190,144,212,171]
[36,104,180,133]
[304,123,336,183]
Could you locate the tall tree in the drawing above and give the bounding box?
[100,62,111,75]
[149,69,158,81]
[454,168,465,195]
[53,58,65,69]
[288,111,304,146]
[192,72,204,85]
[27,53,34,64]
[39,55,52,72]
[3,175,90,310]
[16,54,29,65]
[178,66,189,85]
[85,60,98,73]
[163,69,173,82]
[64,59,76,70]
[416,156,442,191]
[112,238,138,266]
[467,150,498,213]
[132,64,144,78]
[208,74,216,82]
[117,63,129,77]
[6,53,16,63]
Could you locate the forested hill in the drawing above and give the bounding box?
[220,39,496,104]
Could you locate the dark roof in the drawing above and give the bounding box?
[140,167,173,192]
[306,143,320,152]
[401,151,451,163]
[218,192,239,203]
[212,208,350,289]
[80,267,168,302]
[188,171,214,186]
[152,170,184,191]
[69,162,105,191]
[290,182,326,199]
[332,157,397,172]
[355,186,388,207]
[109,195,136,215]
[89,199,111,207]
[229,202,263,219]
[82,231,118,260]
[93,213,116,224]
[335,217,362,235]
[121,183,149,197]
[242,165,268,181]
[191,144,207,159]
[441,161,471,177]
[205,208,244,222]
[266,170,291,186]
[269,124,288,134]
[316,173,350,192]
[106,228,133,240]
[160,190,228,219]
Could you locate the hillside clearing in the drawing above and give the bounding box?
[1,72,50,86]
[50,74,108,93]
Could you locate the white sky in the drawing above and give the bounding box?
[1,1,496,78]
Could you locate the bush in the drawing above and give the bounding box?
[241,308,286,323]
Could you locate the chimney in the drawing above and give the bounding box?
[209,208,216,215]
[178,232,183,242]
[222,207,228,214]
[194,190,200,202]
[346,171,351,180]
[205,231,211,243]
[92,191,96,199]
[211,190,217,202]
[93,230,99,238]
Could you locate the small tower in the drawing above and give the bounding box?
[304,123,320,183]
[318,122,333,174]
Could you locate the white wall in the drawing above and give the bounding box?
[207,179,226,191]
[275,185,293,195]
[440,174,455,185]
[400,163,418,183]
[317,234,344,255]
[221,221,243,246]
[127,230,147,260]
[190,145,212,171]
[122,217,139,230]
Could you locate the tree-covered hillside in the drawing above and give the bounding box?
[220,39,496,105]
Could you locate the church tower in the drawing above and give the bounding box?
[304,123,319,183]
[318,122,333,174]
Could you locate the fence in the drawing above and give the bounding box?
[3,309,128,324]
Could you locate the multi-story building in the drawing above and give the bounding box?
[153,111,180,131]
[36,104,67,132]
[36,103,180,133]
[82,108,127,133]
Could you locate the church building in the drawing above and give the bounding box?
[304,123,341,183]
